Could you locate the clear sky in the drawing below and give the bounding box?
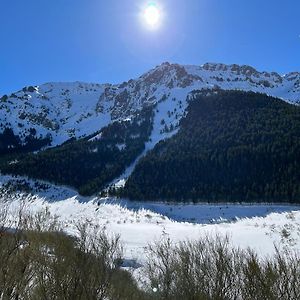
[1,0,299,95]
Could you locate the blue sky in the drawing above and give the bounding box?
[1,0,299,95]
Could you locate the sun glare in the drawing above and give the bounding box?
[142,2,162,29]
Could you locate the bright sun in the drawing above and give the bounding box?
[143,2,161,29]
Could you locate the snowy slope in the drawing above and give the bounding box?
[0,82,112,146]
[1,63,299,148]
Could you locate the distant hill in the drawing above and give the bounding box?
[123,90,300,203]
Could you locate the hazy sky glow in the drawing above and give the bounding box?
[0,0,300,95]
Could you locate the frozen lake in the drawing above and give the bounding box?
[98,199,300,224]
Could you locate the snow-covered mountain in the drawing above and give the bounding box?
[1,62,300,147]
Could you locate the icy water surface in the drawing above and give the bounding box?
[99,199,300,224]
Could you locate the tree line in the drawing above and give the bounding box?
[0,127,51,155]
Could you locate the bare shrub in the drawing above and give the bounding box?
[145,236,300,300]
[241,248,300,300]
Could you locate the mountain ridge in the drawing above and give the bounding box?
[1,62,299,149]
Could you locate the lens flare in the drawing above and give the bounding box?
[143,2,161,29]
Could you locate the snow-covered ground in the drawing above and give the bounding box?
[1,174,300,266]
